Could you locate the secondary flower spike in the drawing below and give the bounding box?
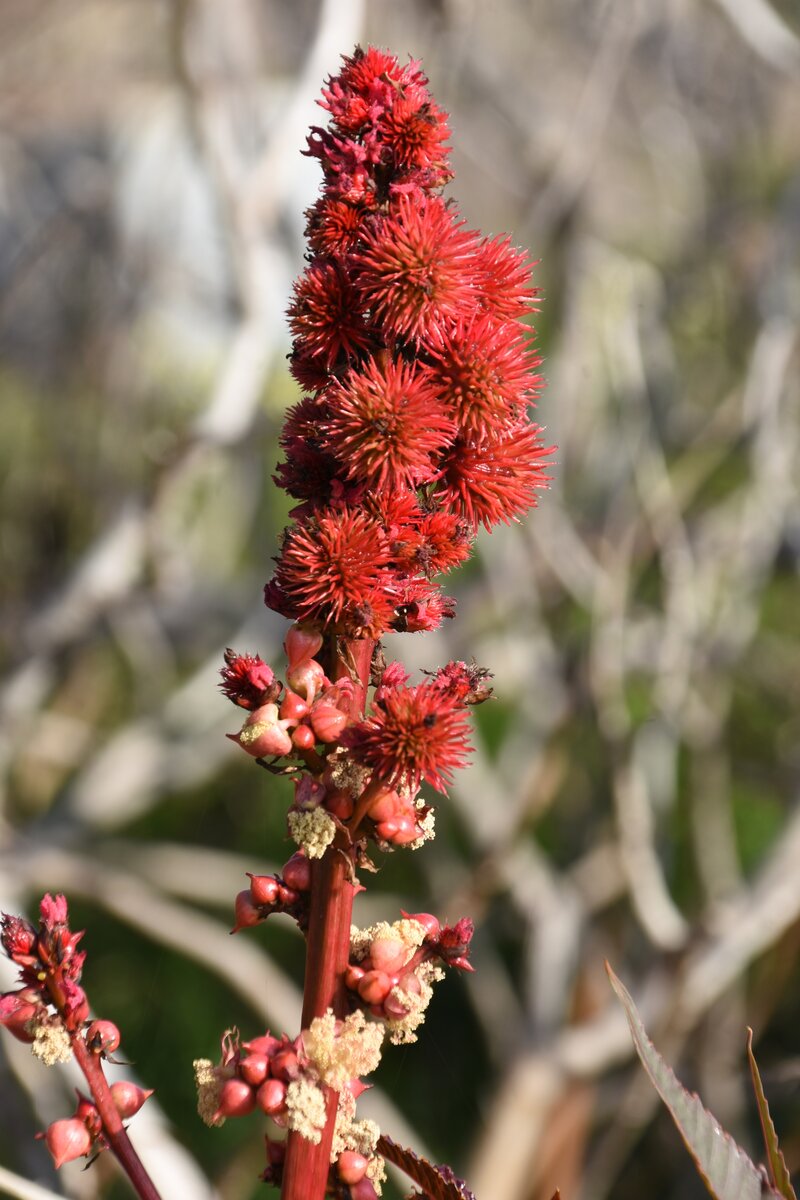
[265,45,553,638]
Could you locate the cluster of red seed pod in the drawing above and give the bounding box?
[231,852,312,934]
[205,1031,304,1126]
[44,1078,152,1168]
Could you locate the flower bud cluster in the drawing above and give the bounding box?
[198,1014,387,1194]
[345,915,474,1045]
[1,896,91,1062]
[230,853,311,934]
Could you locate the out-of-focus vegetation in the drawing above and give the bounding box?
[1,2,799,1199]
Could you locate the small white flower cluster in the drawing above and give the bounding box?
[304,1010,384,1090]
[333,1103,386,1193]
[285,1077,328,1144]
[325,746,371,796]
[349,917,427,963]
[30,1016,72,1067]
[193,1058,223,1127]
[287,807,336,859]
[386,960,445,1045]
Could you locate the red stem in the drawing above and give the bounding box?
[71,1036,162,1200]
[280,636,374,1200]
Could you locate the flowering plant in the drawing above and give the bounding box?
[1,45,550,1200]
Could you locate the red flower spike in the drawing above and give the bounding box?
[344,683,472,793]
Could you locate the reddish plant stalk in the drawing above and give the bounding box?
[70,1036,162,1200]
[280,636,372,1200]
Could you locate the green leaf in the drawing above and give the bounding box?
[607,964,782,1200]
[747,1027,797,1200]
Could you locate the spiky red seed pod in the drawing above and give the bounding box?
[257,1077,288,1116]
[110,1081,153,1119]
[344,682,473,793]
[435,423,554,531]
[215,1078,256,1120]
[45,1118,92,1168]
[337,1150,369,1185]
[248,875,281,907]
[282,853,312,892]
[85,1019,121,1055]
[240,1053,271,1088]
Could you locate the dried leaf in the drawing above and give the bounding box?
[377,1135,476,1200]
[607,964,782,1200]
[747,1027,797,1200]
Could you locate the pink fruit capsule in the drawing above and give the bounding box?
[239,1053,270,1087]
[337,1150,369,1184]
[368,787,401,822]
[228,703,293,758]
[248,874,280,907]
[402,911,440,938]
[310,703,348,743]
[85,1019,121,1055]
[45,1118,92,1168]
[326,790,354,820]
[231,889,262,933]
[256,1077,287,1116]
[357,969,392,1006]
[291,723,317,751]
[344,964,366,990]
[368,936,408,975]
[214,1078,256,1119]
[279,691,309,722]
[284,623,323,668]
[110,1081,153,1119]
[270,1048,300,1082]
[282,852,311,892]
[348,1177,379,1199]
[243,1033,281,1057]
[286,658,326,703]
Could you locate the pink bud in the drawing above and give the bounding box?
[326,790,354,820]
[279,691,309,722]
[282,852,311,892]
[357,970,392,1006]
[229,704,292,758]
[0,991,39,1043]
[402,911,441,938]
[214,1078,256,1119]
[85,1019,121,1055]
[110,1081,153,1119]
[239,1053,270,1087]
[45,1118,91,1168]
[248,874,280,907]
[256,1077,288,1115]
[344,964,365,990]
[286,657,326,703]
[337,1150,369,1184]
[291,724,317,751]
[348,1178,379,1200]
[375,816,420,844]
[310,703,348,744]
[284,623,323,668]
[295,774,326,809]
[231,889,262,934]
[367,786,401,822]
[368,936,409,975]
[270,1048,300,1082]
[243,1033,281,1057]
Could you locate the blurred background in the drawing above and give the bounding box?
[1,1,799,1198]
